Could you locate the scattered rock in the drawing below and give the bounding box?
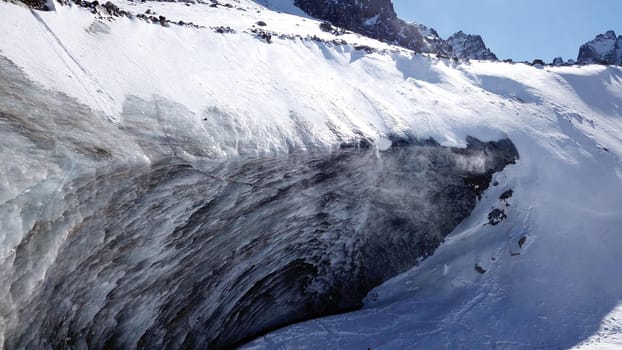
[256,20,267,27]
[499,189,513,202]
[103,1,120,16]
[214,26,235,34]
[354,45,375,53]
[487,208,506,225]
[319,21,333,32]
[518,236,527,248]
[18,0,48,10]
[250,28,272,43]
[475,265,486,274]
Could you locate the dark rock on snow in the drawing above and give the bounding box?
[577,30,622,65]
[488,208,506,225]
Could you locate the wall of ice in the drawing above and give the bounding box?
[0,55,518,348]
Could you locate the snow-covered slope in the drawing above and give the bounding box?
[1,1,622,349]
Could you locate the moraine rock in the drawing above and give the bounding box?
[577,30,622,65]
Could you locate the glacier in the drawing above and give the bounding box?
[1,0,622,349]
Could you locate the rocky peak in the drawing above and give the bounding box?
[577,30,622,65]
[601,30,618,40]
[294,0,428,52]
[293,0,495,60]
[446,30,497,60]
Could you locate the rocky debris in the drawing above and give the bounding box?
[293,0,496,60]
[354,45,375,54]
[319,21,347,36]
[518,236,527,248]
[459,137,519,199]
[475,264,487,274]
[66,0,208,27]
[552,57,564,66]
[531,59,545,66]
[446,30,497,60]
[74,0,128,18]
[102,1,119,15]
[577,30,622,65]
[319,21,333,32]
[487,208,506,226]
[214,25,235,33]
[18,0,48,10]
[499,189,513,202]
[256,20,267,27]
[251,28,272,43]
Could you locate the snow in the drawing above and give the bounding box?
[363,14,380,27]
[1,0,622,348]
[251,0,310,18]
[574,303,622,349]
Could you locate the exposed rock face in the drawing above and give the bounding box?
[577,30,622,65]
[294,0,431,53]
[18,0,49,10]
[446,30,497,60]
[293,0,496,60]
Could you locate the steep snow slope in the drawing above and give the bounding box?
[0,1,622,349]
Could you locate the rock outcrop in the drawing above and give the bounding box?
[293,0,496,60]
[446,30,497,60]
[577,30,622,65]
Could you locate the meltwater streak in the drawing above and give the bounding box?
[0,55,518,349]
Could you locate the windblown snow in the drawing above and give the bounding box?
[0,0,621,349]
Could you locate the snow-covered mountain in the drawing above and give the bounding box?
[578,30,622,65]
[285,0,495,60]
[1,0,622,349]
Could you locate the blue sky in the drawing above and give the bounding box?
[392,0,622,62]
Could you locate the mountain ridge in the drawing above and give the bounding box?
[292,0,496,60]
